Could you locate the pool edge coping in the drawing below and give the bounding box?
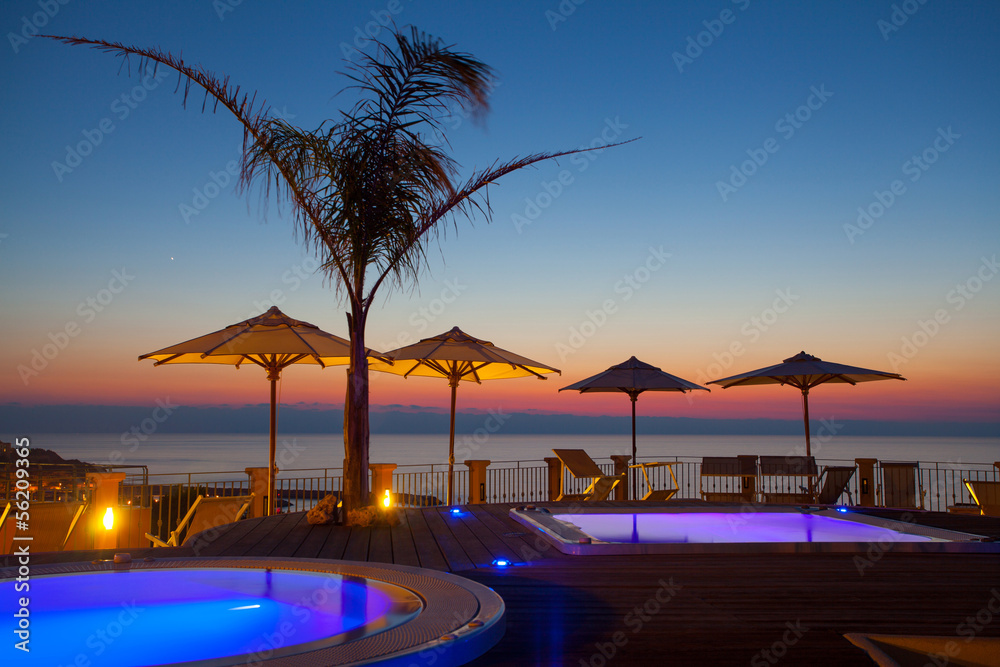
[509,505,1000,556]
[1,556,505,667]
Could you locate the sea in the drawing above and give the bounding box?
[18,433,1000,479]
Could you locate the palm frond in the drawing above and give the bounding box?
[39,35,340,292]
[365,139,640,301]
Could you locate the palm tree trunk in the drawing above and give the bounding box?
[343,305,370,512]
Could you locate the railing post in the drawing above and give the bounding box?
[245,467,269,518]
[544,457,562,501]
[87,471,126,550]
[465,460,491,504]
[856,458,877,507]
[370,463,397,505]
[610,455,632,500]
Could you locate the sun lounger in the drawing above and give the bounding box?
[760,456,819,504]
[845,633,1000,667]
[552,449,625,502]
[0,501,88,553]
[878,461,926,509]
[146,493,253,547]
[964,479,1000,517]
[701,456,758,503]
[0,503,11,554]
[815,466,856,505]
[629,462,680,501]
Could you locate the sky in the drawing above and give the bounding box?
[1,0,998,431]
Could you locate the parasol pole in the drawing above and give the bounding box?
[630,391,638,501]
[447,375,459,506]
[267,366,279,517]
[801,387,811,458]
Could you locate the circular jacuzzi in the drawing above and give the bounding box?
[3,556,504,666]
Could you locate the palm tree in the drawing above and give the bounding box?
[43,28,630,511]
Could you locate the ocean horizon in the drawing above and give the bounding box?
[20,433,1000,478]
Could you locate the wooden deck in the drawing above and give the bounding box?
[12,502,1000,665]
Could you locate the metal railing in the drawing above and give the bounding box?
[486,461,550,504]
[117,471,251,543]
[0,463,148,504]
[274,468,342,514]
[4,456,997,553]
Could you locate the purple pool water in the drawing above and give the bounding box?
[554,512,935,544]
[7,567,421,666]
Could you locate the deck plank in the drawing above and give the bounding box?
[388,511,421,568]
[341,526,371,562]
[264,512,314,558]
[315,525,352,560]
[455,508,519,563]
[237,511,302,557]
[466,504,540,555]
[366,526,393,564]
[18,503,1000,665]
[420,507,473,572]
[402,507,450,571]
[215,512,294,557]
[189,515,268,557]
[291,524,336,559]
[435,509,494,569]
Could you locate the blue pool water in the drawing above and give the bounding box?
[7,567,421,666]
[554,512,936,544]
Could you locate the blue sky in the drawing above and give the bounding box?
[1,0,998,426]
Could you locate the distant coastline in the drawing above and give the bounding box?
[2,403,996,438]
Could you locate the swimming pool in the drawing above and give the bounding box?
[3,557,504,666]
[511,506,997,555]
